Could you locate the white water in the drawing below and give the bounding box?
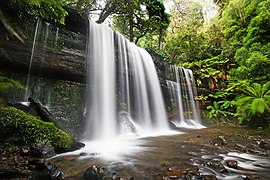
[83,22,170,144]
[166,65,205,129]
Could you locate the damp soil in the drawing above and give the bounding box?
[48,126,270,180]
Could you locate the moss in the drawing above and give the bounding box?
[0,107,73,149]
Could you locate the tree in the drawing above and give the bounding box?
[221,0,270,83]
[112,0,170,44]
[162,0,206,64]
[3,0,73,24]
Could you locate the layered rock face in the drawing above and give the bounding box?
[0,7,88,83]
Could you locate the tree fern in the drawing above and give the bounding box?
[235,81,270,125]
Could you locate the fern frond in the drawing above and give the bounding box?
[235,96,253,106]
[262,81,270,95]
[251,98,266,114]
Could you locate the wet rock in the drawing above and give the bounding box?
[29,143,55,159]
[55,140,85,154]
[235,143,247,152]
[164,166,201,180]
[225,160,238,169]
[83,164,104,180]
[10,98,58,126]
[241,175,261,180]
[258,141,270,150]
[201,175,218,180]
[205,161,228,173]
[28,97,57,124]
[46,163,65,179]
[247,149,268,156]
[210,136,227,146]
[103,173,123,180]
[169,120,178,129]
[166,170,181,179]
[119,111,138,135]
[79,152,88,156]
[10,102,31,113]
[182,166,200,179]
[28,163,64,180]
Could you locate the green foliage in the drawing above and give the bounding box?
[5,0,71,24]
[0,107,73,148]
[0,76,25,105]
[0,76,25,92]
[232,43,270,82]
[113,0,170,44]
[207,101,234,119]
[164,29,207,63]
[221,0,270,83]
[181,56,230,91]
[243,0,270,47]
[234,81,270,125]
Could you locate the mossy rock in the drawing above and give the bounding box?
[0,107,73,149]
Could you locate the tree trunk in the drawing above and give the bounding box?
[96,4,117,24]
[129,13,134,42]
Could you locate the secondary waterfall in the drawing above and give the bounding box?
[83,22,169,140]
[24,18,41,101]
[166,65,204,129]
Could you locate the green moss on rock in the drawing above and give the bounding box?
[0,107,73,149]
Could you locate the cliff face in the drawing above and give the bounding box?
[0,7,88,83]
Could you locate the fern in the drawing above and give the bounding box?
[235,81,270,124]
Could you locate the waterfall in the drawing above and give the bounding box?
[24,20,53,101]
[166,65,205,129]
[24,18,41,101]
[83,22,169,141]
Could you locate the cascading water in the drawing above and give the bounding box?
[24,20,52,101]
[24,18,41,101]
[83,22,170,142]
[166,65,205,129]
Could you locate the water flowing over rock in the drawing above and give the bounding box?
[0,7,87,83]
[165,65,204,129]
[83,22,169,140]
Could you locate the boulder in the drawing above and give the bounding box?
[225,160,238,169]
[83,165,104,180]
[28,163,64,180]
[55,140,85,154]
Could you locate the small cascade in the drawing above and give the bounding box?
[23,20,62,103]
[166,65,205,129]
[83,22,169,141]
[24,18,41,100]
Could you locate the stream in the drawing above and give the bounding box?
[49,127,270,180]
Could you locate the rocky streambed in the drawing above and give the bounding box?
[1,126,270,179]
[48,127,270,180]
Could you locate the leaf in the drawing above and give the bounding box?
[250,98,266,114]
[235,96,253,106]
[262,81,270,95]
[221,101,231,109]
